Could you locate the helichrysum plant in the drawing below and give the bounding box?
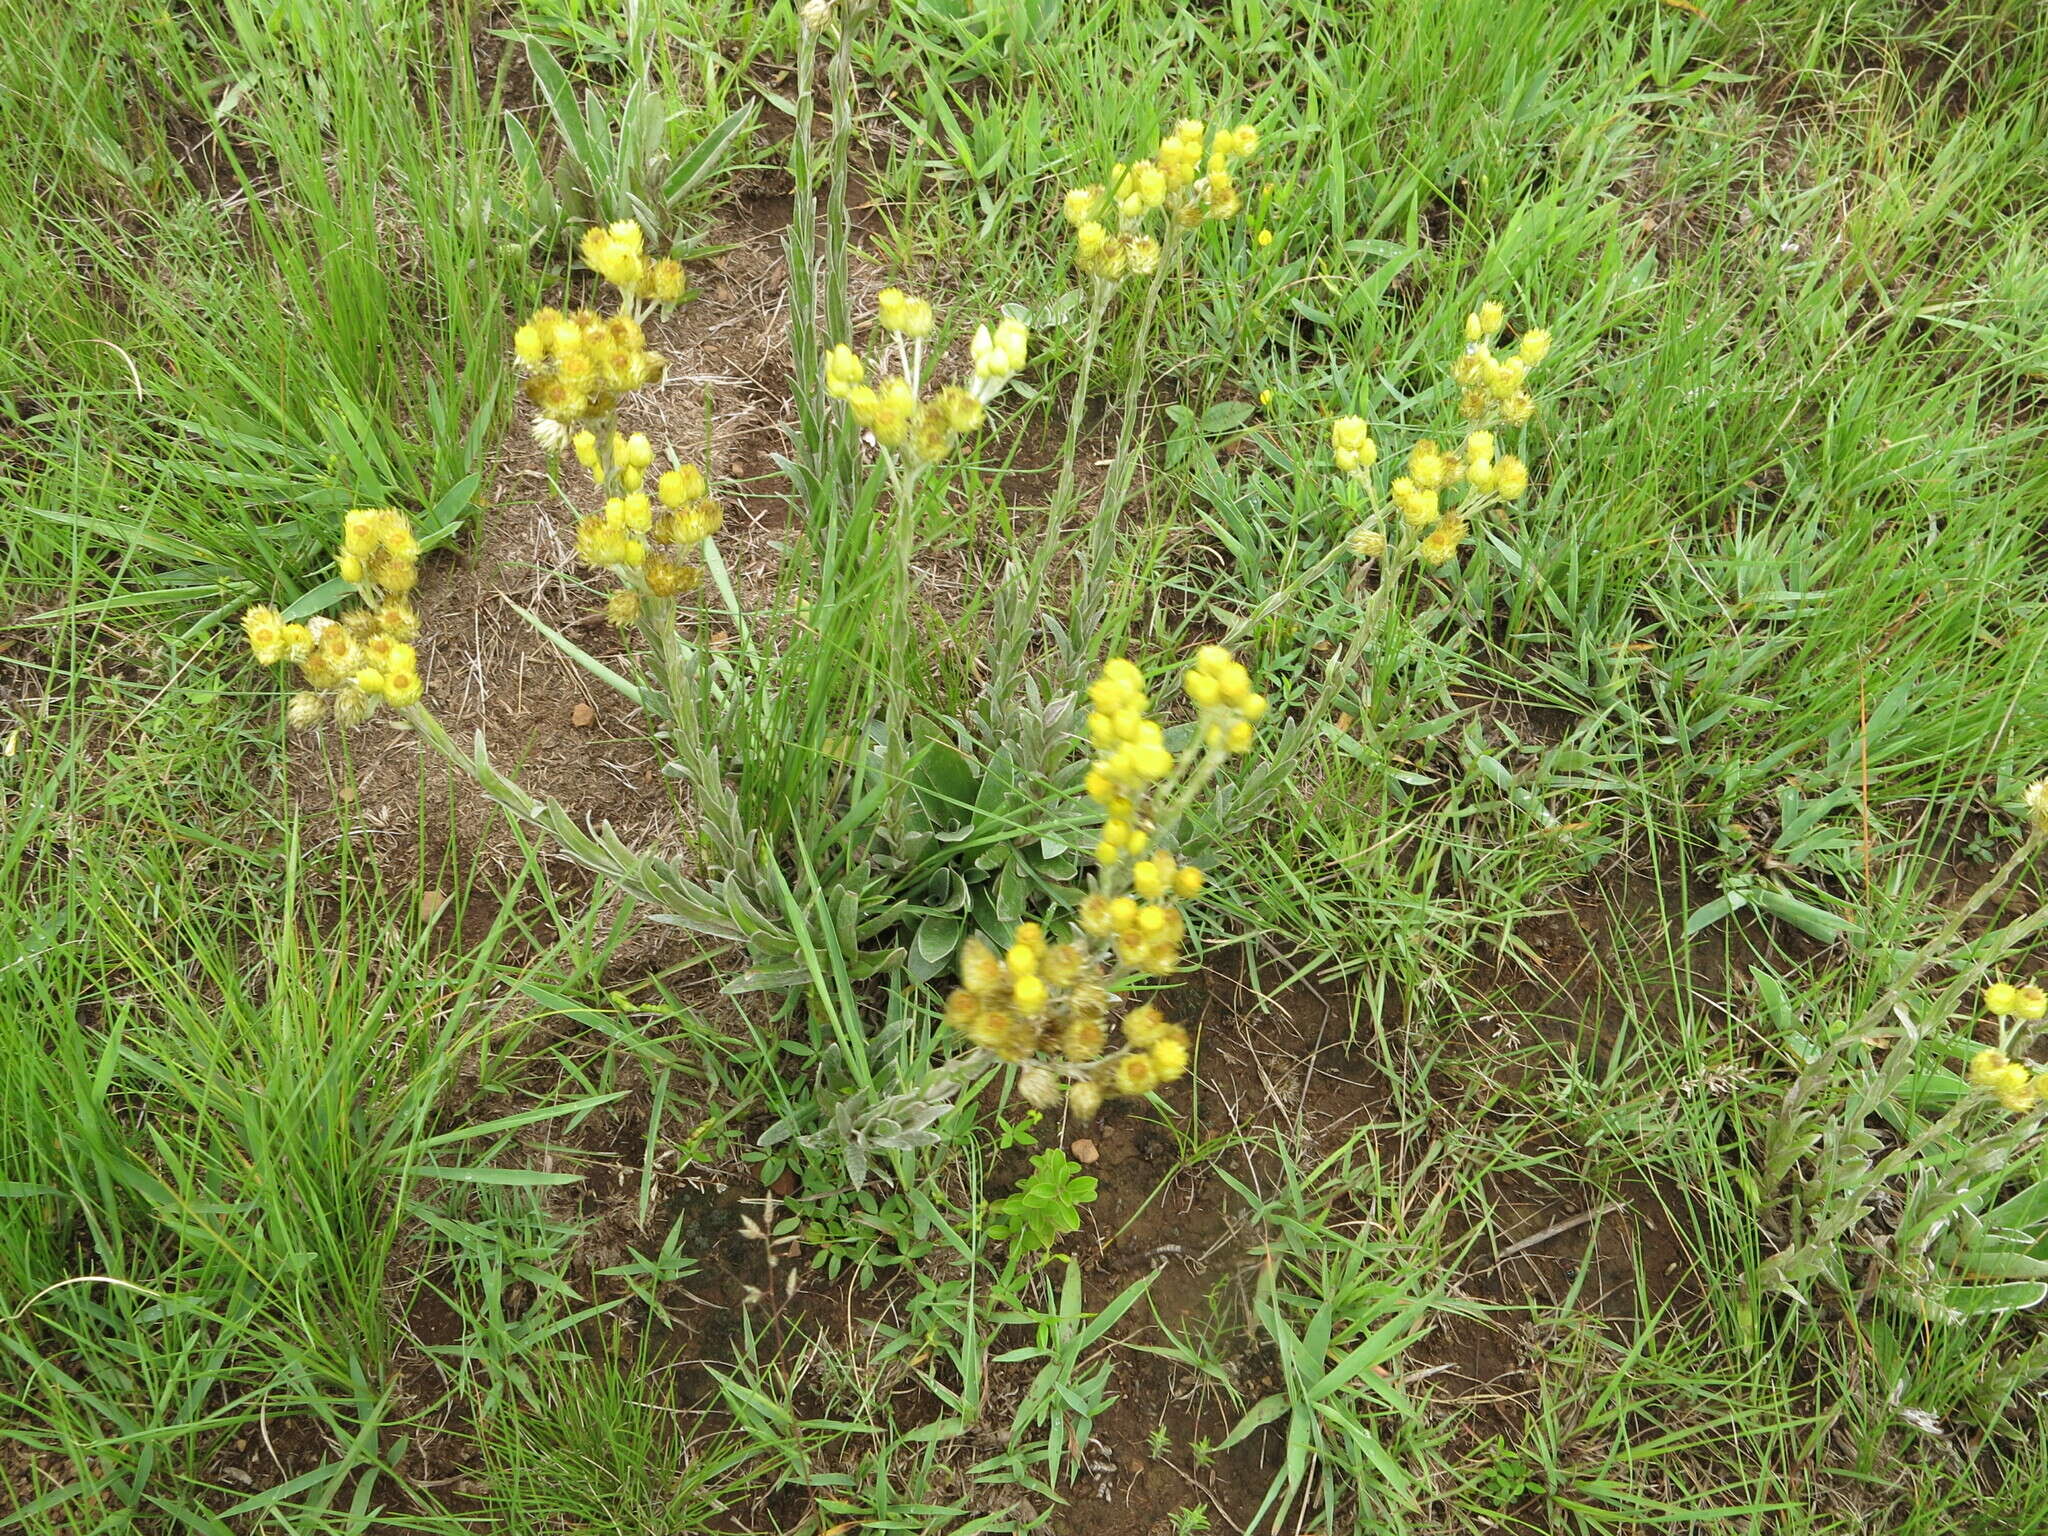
[1331,300,1550,572]
[242,509,424,730]
[515,222,727,703]
[511,220,685,458]
[1046,116,1258,537]
[822,288,1030,489]
[1761,781,2048,1320]
[1061,118,1258,292]
[943,648,1267,1120]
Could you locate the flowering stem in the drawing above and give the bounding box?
[1779,828,2046,1116]
[1051,283,1113,517]
[878,455,927,838]
[1073,235,1176,644]
[824,25,855,355]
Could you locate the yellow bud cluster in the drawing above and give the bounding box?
[351,640,423,707]
[946,926,1091,1059]
[569,426,665,496]
[1985,983,2048,1021]
[241,606,314,668]
[1460,429,1524,501]
[823,343,866,399]
[1129,848,1204,901]
[1085,659,1176,812]
[572,456,721,615]
[658,463,707,507]
[579,221,686,305]
[1452,303,1550,429]
[828,313,1024,465]
[513,304,666,427]
[1181,644,1266,755]
[1969,1048,2045,1115]
[338,507,421,596]
[1112,1004,1191,1091]
[1415,514,1469,567]
[844,374,917,450]
[654,462,723,543]
[1073,222,1162,284]
[876,287,934,339]
[1331,415,1378,478]
[246,511,432,726]
[1061,118,1258,287]
[944,926,1194,1116]
[1077,889,1188,975]
[969,318,1031,391]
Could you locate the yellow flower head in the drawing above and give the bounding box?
[242,605,287,666]
[1417,515,1468,567]
[2024,781,2048,836]
[824,343,866,399]
[1112,1053,1158,1097]
[650,258,686,305]
[1149,1035,1190,1083]
[1331,415,1378,477]
[1063,185,1106,226]
[643,553,703,597]
[1968,1048,2039,1113]
[1346,524,1387,559]
[876,287,935,339]
[1986,983,2024,1017]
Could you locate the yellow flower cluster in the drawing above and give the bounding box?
[1331,415,1378,479]
[1452,300,1551,428]
[942,645,1262,1121]
[573,456,721,598]
[337,506,421,595]
[1084,658,1176,815]
[573,429,655,492]
[970,319,1031,389]
[1332,301,1544,569]
[243,509,429,728]
[1073,651,1260,972]
[1966,982,2048,1114]
[579,221,687,306]
[824,299,1027,469]
[1968,1049,2046,1114]
[1077,885,1187,977]
[1181,644,1267,754]
[944,931,1193,1118]
[513,304,666,427]
[1985,982,2048,1021]
[876,287,934,338]
[1061,118,1258,285]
